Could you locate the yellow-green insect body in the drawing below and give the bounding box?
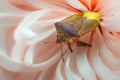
[55,12,101,44]
[55,12,101,53]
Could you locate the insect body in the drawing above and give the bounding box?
[55,12,101,53]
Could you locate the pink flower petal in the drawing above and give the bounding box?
[30,33,61,70]
[7,0,39,11]
[28,0,79,13]
[0,13,24,27]
[89,28,120,80]
[79,0,92,10]
[1,0,120,80]
[76,48,97,80]
[100,31,120,70]
[100,14,120,32]
[0,0,28,14]
[0,51,27,72]
[0,27,15,56]
[98,0,120,16]
[0,67,17,80]
[0,0,28,28]
[65,54,82,80]
[0,28,7,53]
[97,0,120,32]
[94,0,114,12]
[91,0,98,10]
[66,0,88,11]
[14,9,50,44]
[54,33,97,80]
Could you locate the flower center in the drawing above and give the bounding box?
[83,12,101,21]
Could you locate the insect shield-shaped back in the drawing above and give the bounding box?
[55,22,79,43]
[54,12,101,44]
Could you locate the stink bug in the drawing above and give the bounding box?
[54,12,101,61]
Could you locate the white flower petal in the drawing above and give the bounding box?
[55,58,66,80]
[24,47,34,65]
[65,54,82,80]
[89,28,120,80]
[11,43,28,63]
[0,51,26,72]
[76,47,97,80]
[27,29,55,45]
[14,9,50,43]
[98,30,120,70]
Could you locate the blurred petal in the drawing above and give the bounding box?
[30,35,61,71]
[1,0,120,80]
[14,9,50,44]
[37,62,57,80]
[98,0,120,16]
[66,0,88,11]
[76,47,97,80]
[91,0,98,10]
[65,54,82,80]
[100,14,120,32]
[99,30,120,70]
[0,28,6,52]
[24,47,34,65]
[11,43,28,63]
[0,51,26,72]
[0,67,42,80]
[7,0,39,11]
[97,0,120,32]
[79,0,91,10]
[89,28,120,80]
[0,0,28,14]
[0,67,17,80]
[27,0,79,13]
[0,13,24,27]
[0,0,28,28]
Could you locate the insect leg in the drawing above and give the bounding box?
[73,39,92,47]
[66,41,73,53]
[60,43,65,62]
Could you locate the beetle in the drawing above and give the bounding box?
[54,12,101,61]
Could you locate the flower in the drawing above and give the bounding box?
[0,0,120,80]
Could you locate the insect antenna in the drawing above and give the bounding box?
[60,43,65,62]
[67,41,73,53]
